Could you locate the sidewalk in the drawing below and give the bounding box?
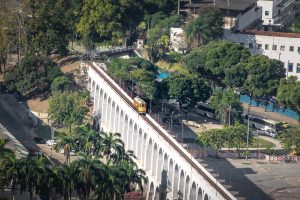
[243,103,298,126]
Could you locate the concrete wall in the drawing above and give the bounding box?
[237,6,262,30]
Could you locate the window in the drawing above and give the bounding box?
[249,43,253,49]
[290,46,294,52]
[265,11,269,16]
[298,47,300,52]
[280,46,285,51]
[272,45,277,50]
[240,43,244,46]
[257,44,262,49]
[297,64,300,73]
[288,63,294,72]
[265,44,269,50]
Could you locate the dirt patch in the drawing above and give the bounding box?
[27,98,48,113]
[61,61,80,74]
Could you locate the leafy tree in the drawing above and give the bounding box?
[225,123,251,158]
[24,0,70,55]
[4,54,61,97]
[51,76,72,93]
[242,55,286,110]
[199,128,226,157]
[144,0,177,14]
[48,91,88,133]
[185,41,250,88]
[277,76,300,120]
[167,73,212,116]
[77,0,144,44]
[184,8,224,48]
[145,15,182,62]
[209,88,243,125]
[278,126,300,155]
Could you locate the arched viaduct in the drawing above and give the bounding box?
[86,62,235,200]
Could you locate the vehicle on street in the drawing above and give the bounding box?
[59,148,76,156]
[33,137,46,144]
[46,140,57,146]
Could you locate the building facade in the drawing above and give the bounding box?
[224,30,300,79]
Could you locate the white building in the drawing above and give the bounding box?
[257,0,300,29]
[170,27,188,53]
[224,29,300,79]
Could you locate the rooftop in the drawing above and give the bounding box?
[241,30,300,38]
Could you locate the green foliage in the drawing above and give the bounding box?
[48,92,88,133]
[51,76,72,93]
[199,128,226,157]
[4,54,61,97]
[185,41,250,87]
[242,55,286,109]
[209,88,243,124]
[0,127,147,200]
[146,14,182,62]
[77,0,144,43]
[277,76,300,119]
[278,126,300,155]
[144,0,177,14]
[225,123,251,158]
[25,0,71,56]
[185,8,224,47]
[167,73,212,114]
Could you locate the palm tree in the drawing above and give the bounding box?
[101,132,124,160]
[75,155,103,200]
[75,125,102,156]
[60,163,78,200]
[42,166,63,200]
[94,162,123,200]
[117,160,147,194]
[55,134,78,164]
[20,156,47,200]
[0,155,20,200]
[0,138,14,159]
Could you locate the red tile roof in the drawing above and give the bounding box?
[241,30,300,38]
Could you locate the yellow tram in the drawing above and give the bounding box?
[133,96,147,114]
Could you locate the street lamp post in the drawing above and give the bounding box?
[246,104,251,159]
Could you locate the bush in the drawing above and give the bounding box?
[51,76,72,93]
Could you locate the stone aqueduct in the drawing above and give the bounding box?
[86,62,235,200]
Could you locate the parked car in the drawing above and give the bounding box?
[33,137,46,144]
[46,140,57,146]
[265,129,277,138]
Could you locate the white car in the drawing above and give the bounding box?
[46,140,57,146]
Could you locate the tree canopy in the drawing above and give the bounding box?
[242,55,286,109]
[4,54,61,97]
[51,76,73,93]
[209,88,243,125]
[48,91,88,133]
[278,125,300,155]
[276,76,300,119]
[167,73,212,115]
[184,8,224,48]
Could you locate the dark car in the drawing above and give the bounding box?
[33,137,46,144]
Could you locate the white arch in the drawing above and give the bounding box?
[148,182,155,200]
[197,187,203,200]
[173,164,180,198]
[137,128,143,159]
[178,170,185,199]
[157,148,164,180]
[152,143,158,176]
[146,139,153,171]
[185,176,190,200]
[142,133,148,166]
[190,182,197,200]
